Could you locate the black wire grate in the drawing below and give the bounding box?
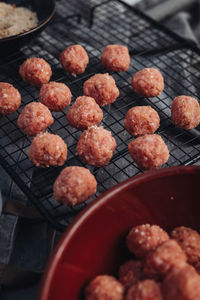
[1,0,200,231]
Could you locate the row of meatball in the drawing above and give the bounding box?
[1,42,200,131]
[13,97,200,172]
[1,44,200,133]
[1,46,200,132]
[17,43,200,133]
[1,72,200,132]
[19,105,168,172]
[18,44,129,89]
[19,44,130,85]
[85,225,200,300]
[1,83,200,172]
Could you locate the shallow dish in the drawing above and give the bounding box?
[39,165,200,300]
[0,0,56,55]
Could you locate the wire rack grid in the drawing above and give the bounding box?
[0,0,200,231]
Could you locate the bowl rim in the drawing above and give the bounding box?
[39,165,200,300]
[0,0,56,43]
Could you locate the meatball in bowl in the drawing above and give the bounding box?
[39,166,200,300]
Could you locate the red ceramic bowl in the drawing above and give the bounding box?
[39,165,200,300]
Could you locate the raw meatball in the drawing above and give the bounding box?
[128,134,169,170]
[53,166,97,206]
[66,96,103,130]
[83,73,119,106]
[144,240,187,279]
[124,106,160,136]
[171,226,200,265]
[19,57,52,87]
[17,102,54,136]
[29,132,67,167]
[59,44,89,76]
[171,95,200,130]
[162,264,200,300]
[126,224,169,258]
[126,280,163,300]
[0,82,21,115]
[101,44,130,72]
[76,126,117,167]
[118,260,144,289]
[39,81,72,111]
[132,68,164,97]
[85,275,124,300]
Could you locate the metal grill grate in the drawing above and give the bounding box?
[1,0,200,231]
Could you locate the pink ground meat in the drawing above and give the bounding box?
[0,82,21,115]
[17,102,54,136]
[126,224,169,258]
[76,126,117,167]
[39,81,72,111]
[101,44,130,72]
[162,264,200,300]
[53,166,97,206]
[171,226,200,265]
[124,106,160,136]
[144,240,187,280]
[132,68,164,97]
[118,260,144,289]
[128,134,169,170]
[19,57,52,87]
[85,275,124,300]
[126,280,163,300]
[59,44,89,76]
[29,132,67,167]
[83,73,119,106]
[66,96,103,130]
[171,95,200,130]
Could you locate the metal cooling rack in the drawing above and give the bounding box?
[1,0,200,231]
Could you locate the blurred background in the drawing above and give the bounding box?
[126,0,200,44]
[1,0,200,299]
